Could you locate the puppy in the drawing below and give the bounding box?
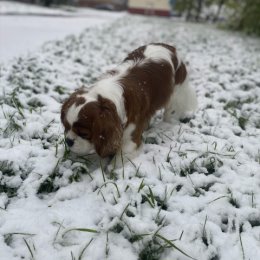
[61,43,197,165]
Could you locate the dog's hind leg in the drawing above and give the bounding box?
[163,76,198,122]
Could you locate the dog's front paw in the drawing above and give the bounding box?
[107,152,125,171]
[108,148,141,170]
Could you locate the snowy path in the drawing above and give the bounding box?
[0,1,123,63]
[0,15,120,63]
[0,13,260,260]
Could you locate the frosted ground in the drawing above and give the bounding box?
[1,12,260,260]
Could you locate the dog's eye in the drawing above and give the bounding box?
[73,123,90,139]
[78,131,91,140]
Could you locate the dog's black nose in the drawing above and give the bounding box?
[65,138,74,147]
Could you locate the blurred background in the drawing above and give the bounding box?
[1,0,260,32]
[0,0,259,63]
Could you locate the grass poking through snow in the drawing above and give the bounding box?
[0,14,260,260]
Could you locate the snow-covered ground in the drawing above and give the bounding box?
[1,6,260,260]
[0,0,70,15]
[0,1,123,63]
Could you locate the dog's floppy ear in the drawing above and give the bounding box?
[93,95,123,158]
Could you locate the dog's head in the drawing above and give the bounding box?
[61,89,123,157]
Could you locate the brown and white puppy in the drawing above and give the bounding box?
[61,43,197,165]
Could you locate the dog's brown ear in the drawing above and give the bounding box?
[93,96,123,158]
[97,94,114,111]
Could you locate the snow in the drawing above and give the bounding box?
[1,3,260,260]
[0,1,68,15]
[0,1,124,63]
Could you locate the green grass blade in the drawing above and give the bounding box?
[62,228,99,238]
[78,238,94,260]
[155,234,196,260]
[98,181,121,198]
[138,178,145,193]
[120,203,130,220]
[148,186,155,205]
[23,238,34,260]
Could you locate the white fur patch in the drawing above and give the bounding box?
[175,50,182,70]
[144,44,173,68]
[85,74,127,125]
[66,103,85,126]
[164,76,198,121]
[121,123,137,154]
[66,130,94,155]
[117,60,136,74]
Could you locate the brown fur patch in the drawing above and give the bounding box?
[124,45,146,62]
[61,88,88,131]
[120,60,174,146]
[75,97,86,106]
[150,43,187,84]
